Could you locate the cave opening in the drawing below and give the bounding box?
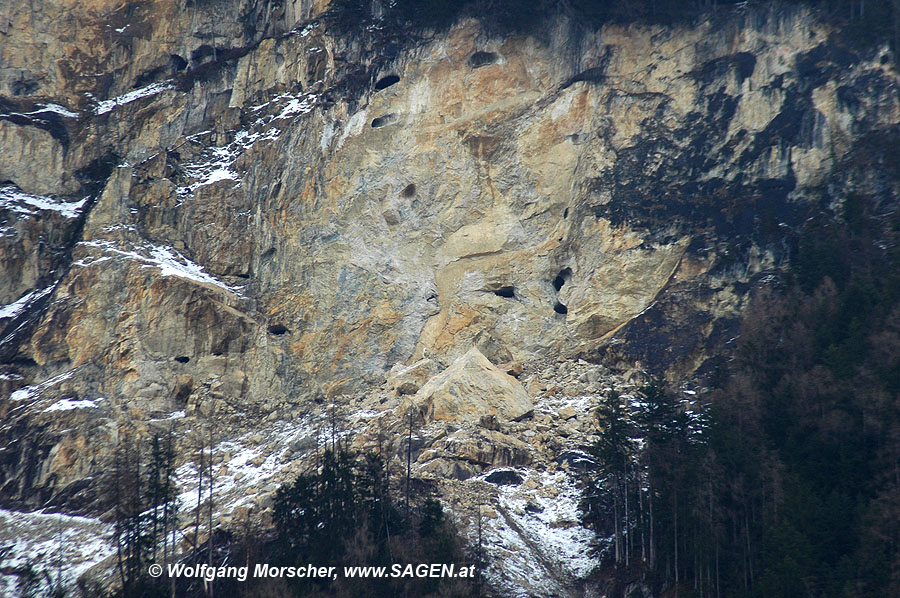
[170,54,188,72]
[554,302,568,315]
[268,324,289,335]
[494,286,515,298]
[374,74,400,91]
[371,113,397,128]
[553,267,572,292]
[468,51,500,69]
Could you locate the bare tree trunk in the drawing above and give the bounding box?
[624,468,630,567]
[194,442,203,559]
[406,409,413,518]
[640,476,646,563]
[674,488,679,596]
[113,447,127,593]
[649,480,656,569]
[207,426,214,598]
[614,482,621,565]
[745,513,753,589]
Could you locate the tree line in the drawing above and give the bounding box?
[324,0,900,54]
[581,154,900,597]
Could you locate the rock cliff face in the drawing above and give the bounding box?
[1,1,899,594]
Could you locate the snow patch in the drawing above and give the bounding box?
[43,398,100,413]
[0,286,54,320]
[9,370,75,403]
[275,92,318,119]
[177,126,279,198]
[0,186,87,218]
[95,81,173,115]
[297,22,317,37]
[77,240,240,293]
[0,509,115,596]
[174,420,319,524]
[478,470,597,597]
[31,103,80,118]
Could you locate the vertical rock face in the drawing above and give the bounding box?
[1,0,899,593]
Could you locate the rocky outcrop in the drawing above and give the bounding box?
[1,1,899,595]
[406,347,533,424]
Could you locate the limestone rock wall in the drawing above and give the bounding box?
[0,0,898,568]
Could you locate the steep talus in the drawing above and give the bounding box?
[0,1,898,595]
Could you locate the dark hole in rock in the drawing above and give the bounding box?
[401,183,416,197]
[468,51,500,69]
[563,207,569,219]
[493,286,515,298]
[235,273,250,279]
[485,470,523,486]
[262,247,276,258]
[170,54,188,72]
[568,132,591,145]
[881,54,890,65]
[374,74,400,91]
[553,267,572,291]
[371,113,397,128]
[174,356,190,363]
[554,302,568,315]
[268,324,289,335]
[565,66,605,87]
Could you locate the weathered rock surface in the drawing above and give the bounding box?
[406,347,533,424]
[387,357,439,395]
[1,1,899,596]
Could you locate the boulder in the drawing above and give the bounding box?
[408,347,533,424]
[431,429,532,468]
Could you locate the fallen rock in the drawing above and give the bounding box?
[432,429,531,468]
[558,406,577,420]
[417,457,479,481]
[407,347,533,424]
[387,358,440,395]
